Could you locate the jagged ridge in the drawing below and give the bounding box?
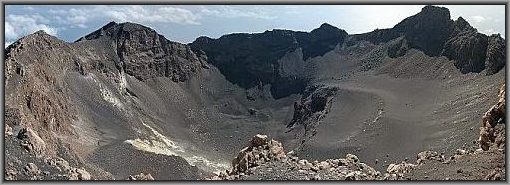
[77,21,208,82]
[352,5,505,75]
[190,23,348,99]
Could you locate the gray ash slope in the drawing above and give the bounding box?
[4,5,505,180]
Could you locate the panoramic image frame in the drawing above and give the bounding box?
[2,1,508,181]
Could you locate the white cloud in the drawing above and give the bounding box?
[481,29,500,36]
[282,6,300,15]
[340,5,423,33]
[5,5,202,44]
[104,6,200,24]
[199,6,277,20]
[23,6,34,11]
[5,22,17,41]
[5,41,13,48]
[443,5,504,37]
[469,15,486,23]
[49,5,200,27]
[5,5,505,44]
[5,14,58,43]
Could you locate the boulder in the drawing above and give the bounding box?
[455,149,468,156]
[5,124,13,136]
[17,128,46,157]
[24,163,41,175]
[318,161,331,170]
[251,134,268,147]
[68,168,91,180]
[416,151,444,164]
[346,154,359,163]
[230,135,286,175]
[5,169,18,180]
[345,171,363,180]
[127,173,155,180]
[386,161,416,179]
[485,169,503,180]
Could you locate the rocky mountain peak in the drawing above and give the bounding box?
[392,5,453,56]
[352,5,454,56]
[190,24,349,99]
[452,16,477,34]
[310,23,347,40]
[32,30,52,36]
[454,16,469,28]
[5,29,66,58]
[76,21,162,42]
[420,5,451,19]
[76,21,207,82]
[75,21,118,41]
[15,30,59,44]
[352,5,504,75]
[394,5,451,30]
[305,23,348,59]
[318,23,336,29]
[192,36,213,45]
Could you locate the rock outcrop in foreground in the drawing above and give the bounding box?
[208,134,381,180]
[127,173,155,180]
[480,84,506,151]
[211,126,505,181]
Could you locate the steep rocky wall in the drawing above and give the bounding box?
[190,23,347,99]
[352,6,505,75]
[77,22,207,82]
[5,32,80,157]
[485,35,506,75]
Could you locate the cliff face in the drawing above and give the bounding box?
[77,22,207,82]
[352,5,505,75]
[5,23,209,180]
[191,6,504,100]
[190,23,347,99]
[441,17,489,74]
[351,5,453,56]
[485,34,506,75]
[5,31,78,155]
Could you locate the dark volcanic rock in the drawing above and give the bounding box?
[299,23,348,60]
[441,17,505,75]
[353,6,505,74]
[287,85,338,129]
[353,5,453,57]
[77,21,207,82]
[386,37,410,58]
[190,24,347,99]
[191,31,300,98]
[441,17,488,74]
[485,34,506,75]
[392,5,453,56]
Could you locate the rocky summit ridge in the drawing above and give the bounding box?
[351,6,505,75]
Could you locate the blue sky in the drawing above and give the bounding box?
[4,5,505,46]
